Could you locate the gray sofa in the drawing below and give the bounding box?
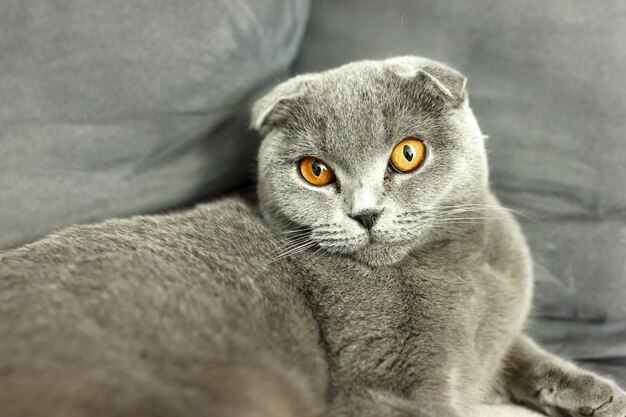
[1,0,624,385]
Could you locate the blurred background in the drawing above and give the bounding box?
[1,0,625,383]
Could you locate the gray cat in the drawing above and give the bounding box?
[1,56,624,417]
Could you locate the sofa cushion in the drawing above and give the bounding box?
[0,0,310,250]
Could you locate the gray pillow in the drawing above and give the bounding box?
[296,0,626,382]
[0,0,310,250]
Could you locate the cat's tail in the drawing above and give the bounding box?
[0,361,326,417]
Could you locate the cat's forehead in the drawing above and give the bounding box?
[286,70,443,162]
[304,66,403,116]
[254,57,468,165]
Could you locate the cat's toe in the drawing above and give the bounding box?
[563,381,626,417]
[536,371,626,417]
[592,387,626,417]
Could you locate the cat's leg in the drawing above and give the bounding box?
[474,404,544,417]
[329,390,462,417]
[501,335,626,417]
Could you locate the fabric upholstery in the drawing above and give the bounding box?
[0,0,310,250]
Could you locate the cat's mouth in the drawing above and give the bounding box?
[365,236,391,248]
[317,232,413,266]
[278,222,416,266]
[350,241,413,266]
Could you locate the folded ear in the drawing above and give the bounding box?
[387,56,467,107]
[251,75,314,133]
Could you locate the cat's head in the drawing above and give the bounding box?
[252,57,488,267]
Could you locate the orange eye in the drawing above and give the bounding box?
[389,138,426,173]
[299,157,335,186]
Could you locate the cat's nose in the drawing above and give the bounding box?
[350,210,381,230]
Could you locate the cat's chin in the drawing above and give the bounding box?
[349,244,413,267]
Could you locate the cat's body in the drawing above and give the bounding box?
[0,198,327,417]
[1,57,625,417]
[0,194,527,417]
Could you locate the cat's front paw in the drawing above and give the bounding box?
[534,370,626,417]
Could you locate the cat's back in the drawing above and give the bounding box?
[1,197,293,301]
[0,197,327,417]
[2,197,271,270]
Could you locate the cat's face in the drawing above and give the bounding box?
[254,57,488,266]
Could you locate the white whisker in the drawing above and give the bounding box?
[272,242,316,261]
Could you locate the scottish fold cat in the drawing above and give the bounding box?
[1,57,624,417]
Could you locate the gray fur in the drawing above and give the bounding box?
[1,57,624,417]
